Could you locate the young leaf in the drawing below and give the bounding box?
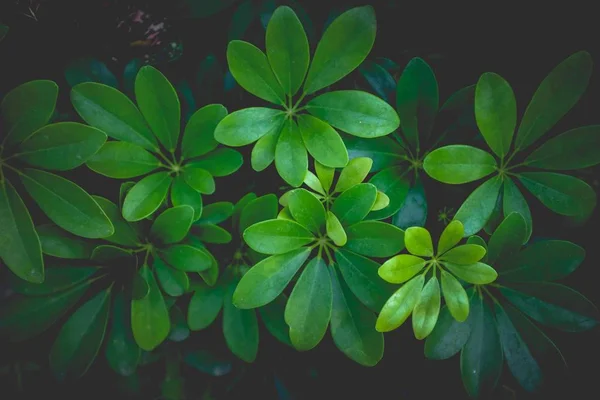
[17,122,107,171]
[437,219,464,256]
[122,171,172,221]
[188,281,224,330]
[297,114,348,168]
[49,288,110,380]
[227,40,286,105]
[439,244,486,265]
[454,176,503,236]
[223,281,259,362]
[105,291,140,376]
[86,142,161,178]
[376,273,424,332]
[503,178,532,243]
[440,271,469,322]
[233,247,310,309]
[154,258,190,297]
[161,245,213,272]
[378,254,427,284]
[443,262,497,284]
[345,221,405,257]
[326,211,347,246]
[186,148,243,177]
[171,177,203,221]
[131,265,170,351]
[71,82,158,151]
[367,166,410,220]
[287,188,327,234]
[424,305,470,360]
[412,276,441,339]
[334,157,373,193]
[404,227,434,257]
[303,6,376,94]
[0,180,44,283]
[285,257,333,351]
[182,104,228,159]
[150,206,194,244]
[486,212,527,266]
[525,126,600,170]
[515,51,592,151]
[306,90,400,138]
[214,107,286,147]
[475,72,517,158]
[275,119,308,187]
[315,160,335,192]
[20,169,114,239]
[423,145,497,184]
[331,183,377,226]
[266,6,310,96]
[135,66,181,153]
[243,219,314,255]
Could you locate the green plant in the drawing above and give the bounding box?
[71,66,243,222]
[423,213,599,398]
[423,52,600,239]
[376,220,498,339]
[0,81,113,283]
[213,6,399,187]
[64,57,143,97]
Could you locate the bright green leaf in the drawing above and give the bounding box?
[375,273,424,332]
[287,188,327,234]
[454,176,503,236]
[440,270,469,322]
[297,114,348,168]
[334,157,372,193]
[412,276,441,339]
[326,211,347,246]
[182,104,228,159]
[442,262,498,285]
[423,145,497,184]
[331,183,377,226]
[404,226,434,257]
[440,244,486,265]
[170,176,203,221]
[86,141,161,179]
[378,254,426,284]
[243,219,314,255]
[275,119,308,187]
[214,107,285,147]
[437,219,464,256]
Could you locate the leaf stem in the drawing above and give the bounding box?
[292,92,307,111]
[155,151,175,168]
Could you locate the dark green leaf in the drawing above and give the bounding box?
[257,294,291,346]
[331,183,377,226]
[214,107,285,147]
[86,142,161,179]
[155,258,189,297]
[192,223,232,244]
[150,206,194,245]
[359,59,396,103]
[367,166,411,220]
[122,171,172,221]
[170,176,203,221]
[275,119,308,187]
[487,212,526,267]
[188,281,224,330]
[92,196,140,247]
[186,148,243,177]
[454,176,503,236]
[251,122,281,171]
[503,178,532,243]
[345,221,405,258]
[297,114,348,168]
[243,219,314,255]
[131,265,170,350]
[424,305,470,360]
[525,126,600,170]
[343,134,404,172]
[223,280,259,362]
[91,245,132,262]
[287,188,327,234]
[393,175,428,229]
[10,265,97,296]
[105,290,140,376]
[168,306,190,342]
[64,58,118,88]
[423,145,497,184]
[239,194,278,233]
[161,245,213,272]
[182,104,227,159]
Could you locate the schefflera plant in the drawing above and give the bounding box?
[376,220,498,339]
[187,193,291,363]
[71,65,243,222]
[0,80,114,283]
[423,51,600,240]
[423,213,600,398]
[232,174,404,366]
[213,5,400,187]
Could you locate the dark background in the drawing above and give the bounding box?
[0,0,598,399]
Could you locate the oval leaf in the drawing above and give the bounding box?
[423,145,497,184]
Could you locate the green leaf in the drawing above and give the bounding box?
[266,6,309,96]
[182,104,228,159]
[437,219,464,256]
[105,291,140,376]
[64,58,118,88]
[501,240,584,282]
[197,202,233,225]
[454,176,503,236]
[306,90,399,138]
[525,126,600,170]
[395,57,439,148]
[424,305,470,360]
[135,66,181,153]
[392,175,428,229]
[334,157,372,193]
[232,193,258,232]
[150,206,194,245]
[243,219,314,255]
[257,294,291,346]
[487,212,526,266]
[186,148,243,177]
[132,270,149,300]
[227,40,285,105]
[10,265,97,296]
[20,169,114,239]
[329,267,383,366]
[183,167,215,195]
[359,59,396,103]
[440,244,486,265]
[17,122,106,171]
[123,59,143,97]
[345,221,405,258]
[412,276,441,339]
[515,51,592,151]
[2,80,58,145]
[366,166,410,220]
[297,114,348,168]
[233,248,311,309]
[155,258,190,297]
[442,262,497,284]
[168,305,190,342]
[371,191,390,211]
[494,302,543,392]
[467,236,488,261]
[518,172,596,216]
[326,211,347,246]
[501,283,599,332]
[92,196,139,247]
[315,160,335,192]
[239,194,278,233]
[343,135,405,172]
[91,245,132,262]
[122,171,172,221]
[0,180,44,283]
[378,254,427,284]
[285,257,332,351]
[331,183,377,226]
[303,6,376,94]
[287,188,327,234]
[71,82,158,151]
[375,273,424,332]
[423,145,497,184]
[161,245,213,272]
[223,280,259,362]
[86,142,161,179]
[475,72,517,158]
[440,270,469,322]
[49,288,110,380]
[503,178,532,243]
[251,122,281,171]
[188,281,224,330]
[131,265,170,351]
[0,283,88,341]
[170,176,203,221]
[460,294,503,398]
[335,248,395,311]
[404,226,434,257]
[192,223,232,244]
[214,107,285,147]
[275,119,308,187]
